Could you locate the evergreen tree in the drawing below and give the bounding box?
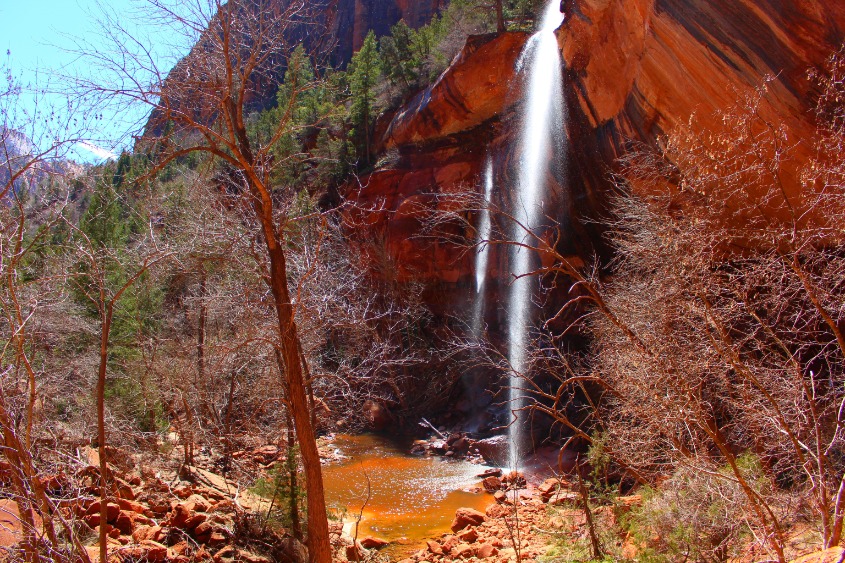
[348,31,382,167]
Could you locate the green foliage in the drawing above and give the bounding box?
[623,461,763,563]
[104,374,168,434]
[251,447,306,530]
[248,45,351,189]
[348,31,382,166]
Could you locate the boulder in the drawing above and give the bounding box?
[485,503,509,519]
[501,472,526,489]
[441,535,460,552]
[85,500,121,523]
[474,436,509,466]
[183,512,207,530]
[132,525,165,543]
[360,536,389,550]
[538,478,565,502]
[451,437,470,453]
[0,499,42,548]
[117,497,149,515]
[482,476,502,493]
[345,541,366,561]
[185,494,211,513]
[113,510,135,534]
[451,507,486,532]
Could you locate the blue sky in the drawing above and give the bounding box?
[1,0,178,161]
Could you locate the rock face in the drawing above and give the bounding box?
[328,0,446,66]
[344,0,845,311]
[145,0,445,137]
[342,32,528,316]
[560,0,845,216]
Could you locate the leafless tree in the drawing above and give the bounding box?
[66,0,343,558]
[0,57,94,563]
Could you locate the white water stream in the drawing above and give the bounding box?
[472,155,495,336]
[507,0,566,468]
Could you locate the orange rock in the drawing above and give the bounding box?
[458,528,478,543]
[451,543,474,559]
[116,498,148,515]
[559,0,845,228]
[132,525,164,543]
[451,507,486,532]
[183,513,207,530]
[360,536,389,549]
[482,476,502,493]
[0,499,42,548]
[475,543,498,559]
[86,501,121,523]
[426,539,444,555]
[383,33,528,149]
[113,510,135,534]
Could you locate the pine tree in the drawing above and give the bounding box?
[348,31,382,167]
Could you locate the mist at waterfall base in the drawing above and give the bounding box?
[472,0,567,471]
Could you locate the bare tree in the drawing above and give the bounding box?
[0,57,94,563]
[67,2,342,558]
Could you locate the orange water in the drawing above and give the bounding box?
[322,434,494,553]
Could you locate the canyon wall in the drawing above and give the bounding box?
[346,0,845,312]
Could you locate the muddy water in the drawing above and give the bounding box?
[322,434,494,554]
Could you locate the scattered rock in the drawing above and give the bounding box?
[482,476,502,493]
[458,528,478,543]
[441,535,460,552]
[345,541,366,561]
[501,472,526,489]
[117,540,168,563]
[474,436,509,466]
[476,468,503,479]
[360,536,389,549]
[426,540,444,555]
[475,543,499,559]
[86,500,121,522]
[451,507,486,532]
[452,543,474,559]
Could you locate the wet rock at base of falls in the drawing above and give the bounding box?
[474,435,509,466]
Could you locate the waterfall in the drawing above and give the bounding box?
[472,155,495,336]
[507,0,566,468]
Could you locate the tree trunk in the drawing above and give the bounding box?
[495,1,505,33]
[97,305,113,563]
[265,238,331,562]
[287,412,303,541]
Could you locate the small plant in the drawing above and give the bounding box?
[623,462,759,563]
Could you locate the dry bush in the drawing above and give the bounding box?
[587,52,845,561]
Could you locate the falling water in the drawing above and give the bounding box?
[472,156,495,336]
[507,0,566,468]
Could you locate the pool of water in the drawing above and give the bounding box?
[322,434,494,553]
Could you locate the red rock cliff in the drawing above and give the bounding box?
[345,0,845,309]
